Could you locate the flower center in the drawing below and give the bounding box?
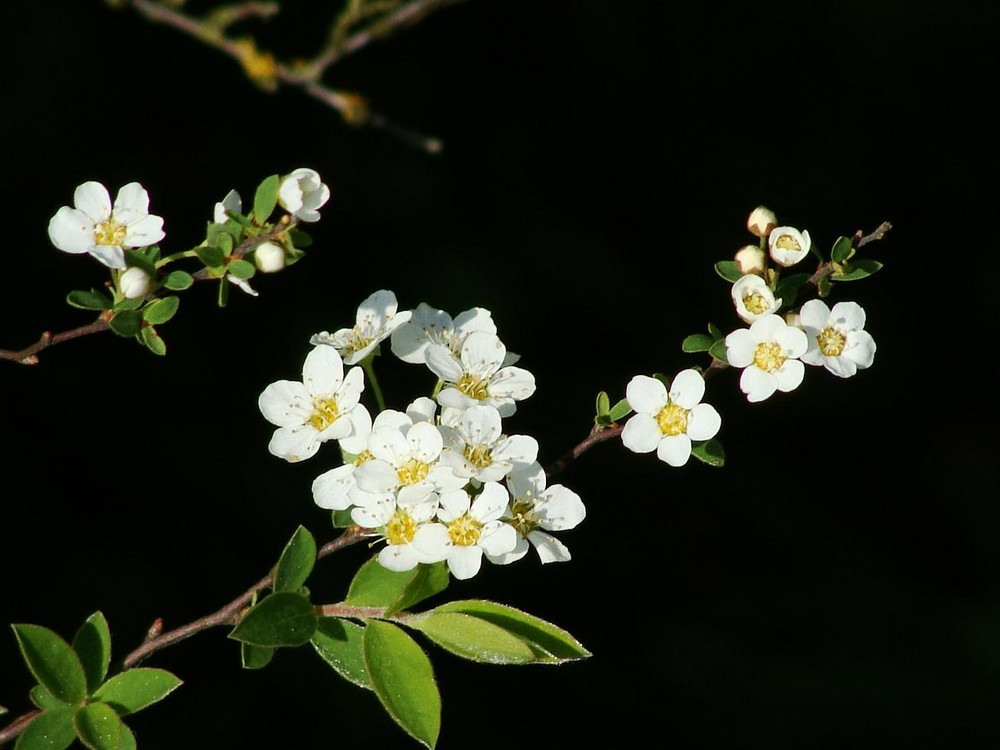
[743,292,770,315]
[508,496,536,537]
[352,449,374,467]
[309,397,340,431]
[463,444,493,468]
[397,458,430,486]
[774,234,801,252]
[385,510,417,545]
[456,374,490,400]
[447,515,482,546]
[94,219,127,247]
[656,403,689,436]
[817,326,846,356]
[345,328,374,355]
[753,342,786,372]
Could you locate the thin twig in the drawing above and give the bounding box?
[0,317,111,364]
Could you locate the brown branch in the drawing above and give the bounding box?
[0,710,39,748]
[856,221,892,248]
[0,317,111,365]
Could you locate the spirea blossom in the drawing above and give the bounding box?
[311,289,412,366]
[768,226,812,267]
[438,404,539,482]
[350,492,442,572]
[390,302,498,365]
[799,299,876,377]
[48,181,165,269]
[277,167,330,223]
[731,274,781,323]
[725,313,808,402]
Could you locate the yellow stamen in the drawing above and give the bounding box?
[456,374,490,400]
[656,403,689,436]
[743,292,770,315]
[463,444,493,468]
[448,515,482,546]
[817,326,846,356]
[753,342,786,372]
[309,398,340,431]
[774,234,801,252]
[94,219,126,247]
[352,449,374,467]
[385,510,417,546]
[397,458,430,485]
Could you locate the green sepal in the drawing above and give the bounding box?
[228,591,317,648]
[195,244,225,268]
[108,310,142,338]
[714,260,744,283]
[66,290,112,311]
[123,249,157,277]
[241,643,274,670]
[691,438,725,467]
[140,326,166,356]
[682,333,714,353]
[346,558,449,617]
[273,525,317,594]
[142,296,179,324]
[310,617,371,690]
[227,258,256,280]
[13,706,76,750]
[708,339,729,364]
[830,235,855,263]
[30,685,69,711]
[162,270,194,290]
[773,272,812,308]
[73,701,122,750]
[364,620,440,749]
[331,509,355,528]
[252,174,281,224]
[72,612,111,694]
[11,624,87,705]
[607,398,632,422]
[832,258,883,281]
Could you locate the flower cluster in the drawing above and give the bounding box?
[259,290,585,580]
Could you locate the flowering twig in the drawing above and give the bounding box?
[0,317,110,365]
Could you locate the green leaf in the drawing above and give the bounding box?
[830,235,854,263]
[66,290,112,311]
[707,321,724,339]
[252,174,281,224]
[113,297,143,311]
[73,702,122,750]
[273,525,317,593]
[310,617,371,690]
[289,228,312,248]
[217,277,230,308]
[682,333,714,353]
[12,624,87,705]
[142,296,179,324]
[108,310,142,338]
[195,245,225,268]
[227,258,255,280]
[162,270,193,291]
[773,272,812,308]
[92,668,182,716]
[229,591,317,648]
[364,620,440,749]
[595,391,610,417]
[691,438,726,467]
[832,258,883,281]
[123,249,157,276]
[331,509,355,528]
[115,724,136,750]
[607,398,632,422]
[409,612,551,664]
[714,260,744,283]
[14,707,76,750]
[346,558,449,617]
[708,339,729,364]
[140,326,166,356]
[72,612,111,694]
[240,643,274,670]
[420,600,591,663]
[30,685,69,711]
[818,274,833,298]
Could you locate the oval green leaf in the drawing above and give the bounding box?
[142,296,179,324]
[227,258,256,280]
[14,706,76,750]
[409,611,546,664]
[708,339,729,364]
[66,290,112,311]
[228,591,317,647]
[195,245,225,268]
[607,398,632,422]
[140,326,166,356]
[116,724,136,750]
[346,558,449,617]
[162,270,193,290]
[108,310,142,338]
[123,250,157,276]
[714,260,743,283]
[12,624,87,705]
[832,258,883,281]
[595,391,610,416]
[691,438,725,467]
[310,617,371,690]
[252,174,281,224]
[91,668,182,715]
[73,702,122,750]
[273,525,316,593]
[240,643,274,670]
[364,620,440,749]
[830,235,854,263]
[72,612,111,694]
[682,333,714,353]
[29,685,68,711]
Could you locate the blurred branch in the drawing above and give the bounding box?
[113,0,464,154]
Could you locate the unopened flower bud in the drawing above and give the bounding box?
[747,206,777,238]
[254,241,285,273]
[120,266,152,299]
[734,244,767,275]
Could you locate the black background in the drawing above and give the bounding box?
[2,2,999,748]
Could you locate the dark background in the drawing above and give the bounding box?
[2,1,998,748]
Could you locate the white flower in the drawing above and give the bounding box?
[621,370,722,467]
[491,461,586,565]
[734,244,767,275]
[48,181,165,269]
[390,302,498,364]
[350,492,443,572]
[253,241,285,273]
[747,206,777,238]
[412,483,518,580]
[768,226,812,267]
[438,404,539,482]
[725,313,808,402]
[213,189,242,223]
[426,331,535,418]
[731,274,781,323]
[311,289,412,366]
[799,299,876,378]
[277,167,330,223]
[258,345,366,462]
[120,266,152,299]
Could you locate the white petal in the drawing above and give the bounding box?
[625,375,668,415]
[774,360,805,392]
[669,369,706,410]
[461,331,505,373]
[741,367,777,402]
[312,464,357,510]
[112,182,150,224]
[488,366,536,401]
[478,522,517,556]
[425,344,465,381]
[470,482,509,523]
[528,531,572,564]
[268,425,320,462]
[535,485,586,530]
[447,546,483,580]
[73,181,111,221]
[843,331,876,369]
[486,536,530,565]
[776,325,808,358]
[302,345,345,395]
[686,403,722,441]
[378,544,422,572]
[824,355,858,378]
[799,298,830,330]
[48,207,95,253]
[90,245,126,269]
[724,329,755,367]
[437,489,471,521]
[354,460,402,494]
[829,300,866,331]
[621,414,661,454]
[258,380,312,427]
[122,214,165,248]
[656,434,692,467]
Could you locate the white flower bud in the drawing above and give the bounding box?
[734,244,767,275]
[278,167,330,223]
[120,266,152,299]
[254,241,285,273]
[747,206,777,238]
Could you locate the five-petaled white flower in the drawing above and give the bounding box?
[412,482,518,580]
[725,313,808,402]
[258,345,367,462]
[390,302,498,365]
[492,461,586,565]
[438,404,539,482]
[799,299,876,378]
[351,492,442,572]
[311,290,412,366]
[621,370,722,467]
[48,181,165,269]
[731,274,781,323]
[768,225,811,267]
[277,167,330,223]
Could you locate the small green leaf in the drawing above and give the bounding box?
[162,270,193,291]
[115,724,136,750]
[310,617,371,690]
[72,612,111,694]
[14,706,76,750]
[108,310,142,338]
[607,398,632,422]
[773,272,812,308]
[123,250,157,276]
[229,591,317,648]
[195,245,225,268]
[331,509,355,528]
[30,685,68,711]
[818,274,833,298]
[714,260,744,283]
[274,525,317,594]
[252,174,281,224]
[12,624,87,705]
[830,235,854,263]
[140,326,166,356]
[832,258,883,281]
[113,297,143,311]
[217,277,230,307]
[227,258,256,280]
[142,296,179,324]
[682,333,714,353]
[66,290,112,311]
[92,668,182,716]
[707,321,724,339]
[364,620,440,749]
[691,438,725,467]
[595,391,610,417]
[289,228,312,248]
[708,339,729,364]
[346,558,449,617]
[241,643,274,670]
[73,702,122,750]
